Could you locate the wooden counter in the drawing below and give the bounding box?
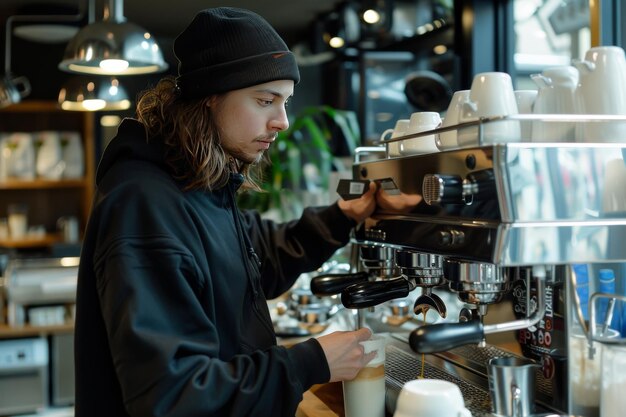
[297,383,344,417]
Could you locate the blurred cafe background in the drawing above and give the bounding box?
[0,1,625,416]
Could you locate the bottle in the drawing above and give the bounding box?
[572,264,590,322]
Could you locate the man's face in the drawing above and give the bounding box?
[210,80,294,164]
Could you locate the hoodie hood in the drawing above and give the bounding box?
[96,118,168,187]
[96,118,245,191]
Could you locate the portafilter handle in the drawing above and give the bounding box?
[341,277,411,309]
[310,271,369,296]
[408,320,485,353]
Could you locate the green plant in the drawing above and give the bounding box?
[238,105,360,220]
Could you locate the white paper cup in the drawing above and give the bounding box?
[343,334,388,417]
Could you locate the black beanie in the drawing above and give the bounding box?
[174,7,300,98]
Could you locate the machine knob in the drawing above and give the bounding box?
[462,169,496,202]
[423,174,463,205]
[439,230,465,246]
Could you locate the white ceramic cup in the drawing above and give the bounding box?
[400,112,441,155]
[343,334,387,417]
[437,90,470,151]
[7,203,28,240]
[393,379,471,417]
[515,90,537,115]
[381,120,410,157]
[515,90,538,141]
[458,72,521,147]
[531,65,578,142]
[57,216,80,243]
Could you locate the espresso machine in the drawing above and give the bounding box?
[329,116,626,416]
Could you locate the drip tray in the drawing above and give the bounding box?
[384,336,494,417]
[384,335,554,417]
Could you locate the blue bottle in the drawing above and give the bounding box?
[597,268,619,331]
[572,264,589,322]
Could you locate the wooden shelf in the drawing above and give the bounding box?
[0,323,74,339]
[0,179,88,190]
[0,100,95,247]
[0,233,62,248]
[0,100,63,113]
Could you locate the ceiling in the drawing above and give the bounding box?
[0,0,345,43]
[0,0,347,101]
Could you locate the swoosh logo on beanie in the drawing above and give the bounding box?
[272,53,287,59]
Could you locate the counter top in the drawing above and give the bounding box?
[297,383,344,417]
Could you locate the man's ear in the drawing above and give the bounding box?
[206,95,219,108]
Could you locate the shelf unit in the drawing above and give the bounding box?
[0,100,95,249]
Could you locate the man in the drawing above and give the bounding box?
[75,7,378,417]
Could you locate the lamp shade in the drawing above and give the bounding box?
[58,76,131,111]
[58,19,168,75]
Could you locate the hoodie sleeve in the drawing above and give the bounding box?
[241,202,356,299]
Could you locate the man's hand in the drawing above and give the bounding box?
[337,181,377,224]
[317,328,377,381]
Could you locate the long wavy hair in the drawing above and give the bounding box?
[135,76,264,192]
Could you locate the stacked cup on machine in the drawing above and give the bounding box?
[381,46,626,155]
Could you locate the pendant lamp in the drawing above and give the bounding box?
[58,76,131,111]
[58,0,167,75]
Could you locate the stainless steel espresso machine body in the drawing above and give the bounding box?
[344,117,626,416]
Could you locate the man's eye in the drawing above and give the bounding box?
[259,99,273,106]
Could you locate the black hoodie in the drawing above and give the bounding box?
[75,119,355,417]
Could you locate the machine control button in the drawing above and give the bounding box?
[423,174,463,205]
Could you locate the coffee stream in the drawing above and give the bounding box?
[418,308,426,379]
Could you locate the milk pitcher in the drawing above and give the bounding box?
[487,357,540,417]
[573,46,626,142]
